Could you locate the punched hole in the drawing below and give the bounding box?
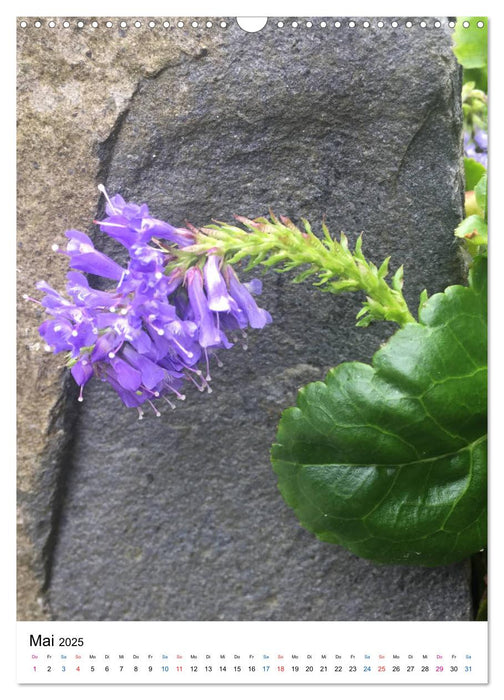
[237,17,267,32]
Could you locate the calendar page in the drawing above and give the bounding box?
[15,5,489,691]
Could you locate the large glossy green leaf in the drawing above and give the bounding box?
[272,257,487,566]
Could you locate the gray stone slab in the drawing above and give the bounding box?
[43,18,472,620]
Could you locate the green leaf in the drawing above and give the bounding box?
[453,18,488,69]
[418,289,429,316]
[271,257,487,566]
[377,256,390,279]
[455,214,487,246]
[463,67,487,94]
[474,173,487,220]
[391,265,404,292]
[453,18,488,91]
[464,157,486,191]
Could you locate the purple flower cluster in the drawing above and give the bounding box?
[34,190,272,417]
[464,129,488,169]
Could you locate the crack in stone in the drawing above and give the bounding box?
[28,373,81,597]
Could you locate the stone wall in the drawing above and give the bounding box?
[17,17,471,621]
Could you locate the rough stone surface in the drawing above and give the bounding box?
[18,17,472,621]
[17,15,220,620]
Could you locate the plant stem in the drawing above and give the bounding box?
[171,214,416,328]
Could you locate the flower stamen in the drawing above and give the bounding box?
[98,183,119,214]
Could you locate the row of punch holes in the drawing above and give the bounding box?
[19,18,486,30]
